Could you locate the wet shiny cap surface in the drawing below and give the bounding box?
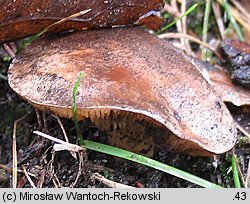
[8,28,237,154]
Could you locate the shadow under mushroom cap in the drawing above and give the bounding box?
[8,28,237,155]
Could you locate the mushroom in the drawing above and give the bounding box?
[0,0,164,44]
[8,28,237,157]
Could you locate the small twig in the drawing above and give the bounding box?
[172,0,184,47]
[89,163,115,174]
[231,0,250,23]
[37,169,46,188]
[33,131,84,152]
[35,109,43,130]
[92,173,135,188]
[245,159,250,188]
[47,149,56,184]
[158,32,222,59]
[42,112,48,133]
[163,3,181,18]
[158,2,198,37]
[181,0,193,55]
[53,115,77,159]
[41,9,91,33]
[12,113,29,188]
[223,0,244,41]
[53,115,69,143]
[52,175,61,188]
[9,42,17,54]
[216,0,250,34]
[17,169,36,178]
[71,152,84,187]
[22,166,37,188]
[12,126,17,188]
[212,1,226,40]
[47,149,62,188]
[3,43,15,58]
[19,9,91,51]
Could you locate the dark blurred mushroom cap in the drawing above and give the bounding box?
[0,0,164,44]
[8,28,237,155]
[218,39,250,89]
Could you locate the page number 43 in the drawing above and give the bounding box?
[234,192,247,201]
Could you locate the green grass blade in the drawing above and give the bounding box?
[0,73,7,81]
[223,0,244,41]
[232,154,241,188]
[82,140,222,188]
[72,72,84,141]
[202,0,212,61]
[157,3,198,34]
[18,33,43,52]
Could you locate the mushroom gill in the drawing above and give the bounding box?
[8,28,237,157]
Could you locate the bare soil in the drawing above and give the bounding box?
[0,77,249,187]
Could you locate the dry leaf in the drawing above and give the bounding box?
[207,67,250,106]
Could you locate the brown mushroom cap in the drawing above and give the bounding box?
[8,28,237,155]
[0,0,164,44]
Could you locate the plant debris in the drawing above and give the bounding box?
[218,39,250,89]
